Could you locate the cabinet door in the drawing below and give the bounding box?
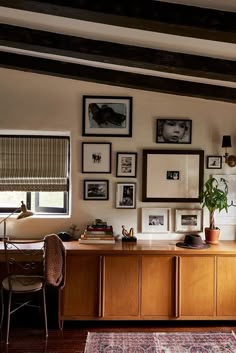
[217,256,236,316]
[103,255,139,318]
[60,255,100,318]
[141,255,176,317]
[179,256,215,317]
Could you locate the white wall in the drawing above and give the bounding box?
[1,67,236,241]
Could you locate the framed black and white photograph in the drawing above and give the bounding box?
[82,142,111,173]
[84,180,109,200]
[207,156,222,169]
[175,208,203,233]
[116,152,137,178]
[142,149,204,202]
[115,182,136,209]
[82,96,132,137]
[141,208,171,233]
[156,119,192,144]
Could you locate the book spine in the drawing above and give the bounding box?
[85,231,113,235]
[87,227,113,232]
[81,234,114,240]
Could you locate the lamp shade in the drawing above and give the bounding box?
[222,135,232,148]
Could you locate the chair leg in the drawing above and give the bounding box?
[42,287,48,337]
[6,291,12,345]
[0,287,4,332]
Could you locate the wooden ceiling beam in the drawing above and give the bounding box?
[1,24,236,83]
[0,0,236,43]
[1,51,236,104]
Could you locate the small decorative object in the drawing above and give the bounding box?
[82,96,132,137]
[121,225,137,242]
[207,156,222,169]
[156,118,192,144]
[200,175,228,244]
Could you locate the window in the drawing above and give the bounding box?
[0,135,70,215]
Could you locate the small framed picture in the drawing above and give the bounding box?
[116,152,137,178]
[84,180,109,200]
[115,182,136,209]
[82,142,111,173]
[175,208,203,233]
[82,96,132,137]
[156,118,192,144]
[141,208,171,233]
[207,156,222,169]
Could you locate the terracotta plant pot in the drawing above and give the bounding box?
[205,227,220,245]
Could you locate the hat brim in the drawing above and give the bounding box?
[176,242,209,249]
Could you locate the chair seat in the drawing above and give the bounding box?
[2,275,44,292]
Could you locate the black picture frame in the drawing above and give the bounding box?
[156,118,192,144]
[115,182,136,209]
[116,152,137,178]
[207,156,222,169]
[82,142,112,173]
[84,180,109,200]
[142,149,204,202]
[82,96,132,137]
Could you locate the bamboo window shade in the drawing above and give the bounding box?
[0,136,69,191]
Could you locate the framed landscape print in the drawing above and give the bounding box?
[115,182,136,209]
[156,119,192,144]
[82,142,111,173]
[141,208,171,233]
[116,152,137,178]
[82,96,132,137]
[175,208,203,233]
[207,156,222,169]
[142,149,204,202]
[84,180,109,200]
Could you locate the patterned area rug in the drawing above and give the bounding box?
[84,331,236,353]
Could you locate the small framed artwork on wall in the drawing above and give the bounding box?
[141,208,171,233]
[84,180,109,200]
[156,118,192,144]
[115,182,136,209]
[175,208,203,233]
[82,142,112,173]
[116,152,137,178]
[82,96,132,137]
[207,156,222,169]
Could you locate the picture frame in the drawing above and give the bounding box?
[115,182,136,209]
[175,208,203,233]
[116,152,137,178]
[141,208,171,233]
[82,142,111,173]
[142,149,204,202]
[207,156,222,169]
[82,96,132,137]
[83,180,109,200]
[156,118,192,144]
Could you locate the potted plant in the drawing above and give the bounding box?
[200,175,228,244]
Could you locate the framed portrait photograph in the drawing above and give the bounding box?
[116,152,137,178]
[207,156,222,169]
[142,149,204,202]
[84,180,109,200]
[175,208,203,233]
[156,118,192,144]
[115,182,136,209]
[82,96,132,137]
[141,208,171,233]
[82,142,111,173]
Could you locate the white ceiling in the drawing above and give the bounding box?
[159,0,236,12]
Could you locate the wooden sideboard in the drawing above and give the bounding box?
[1,240,236,326]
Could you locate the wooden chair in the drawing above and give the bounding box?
[0,234,65,344]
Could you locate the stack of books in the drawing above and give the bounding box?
[79,224,115,244]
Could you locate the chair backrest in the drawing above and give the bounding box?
[3,239,45,290]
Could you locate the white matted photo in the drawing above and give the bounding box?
[141,208,171,233]
[175,208,203,233]
[82,142,111,173]
[116,152,137,177]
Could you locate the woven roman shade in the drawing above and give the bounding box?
[0,136,69,191]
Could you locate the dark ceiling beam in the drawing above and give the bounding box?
[0,51,236,104]
[0,0,236,43]
[1,24,236,83]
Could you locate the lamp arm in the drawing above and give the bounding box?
[0,207,21,225]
